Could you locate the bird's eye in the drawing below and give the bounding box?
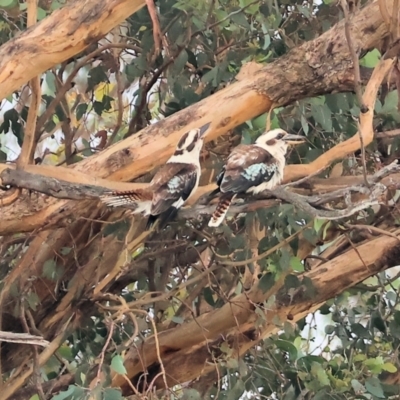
[276,133,284,139]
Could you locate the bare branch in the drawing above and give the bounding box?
[0,331,49,347]
[16,0,41,167]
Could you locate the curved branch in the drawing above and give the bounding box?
[283,57,395,183]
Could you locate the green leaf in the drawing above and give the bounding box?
[275,339,298,361]
[0,0,16,7]
[365,377,385,398]
[103,388,123,400]
[171,49,188,75]
[87,66,109,92]
[51,385,81,400]
[382,362,398,373]
[290,256,304,272]
[37,7,47,20]
[203,287,215,306]
[311,362,330,386]
[181,389,202,400]
[111,355,127,375]
[0,149,6,161]
[43,259,64,281]
[60,247,72,256]
[258,273,275,293]
[311,104,332,132]
[26,292,40,311]
[360,49,381,68]
[381,90,398,114]
[351,379,365,394]
[324,325,335,335]
[226,379,245,400]
[171,316,184,324]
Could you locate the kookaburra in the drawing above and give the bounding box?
[101,122,211,230]
[208,128,304,227]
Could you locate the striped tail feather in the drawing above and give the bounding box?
[208,193,236,227]
[100,189,152,214]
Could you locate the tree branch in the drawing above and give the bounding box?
[16,0,41,168]
[112,230,400,394]
[0,0,146,101]
[3,161,399,223]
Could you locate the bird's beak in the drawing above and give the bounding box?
[283,134,305,145]
[198,122,211,138]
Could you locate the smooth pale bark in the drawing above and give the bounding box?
[0,0,393,235]
[0,0,146,100]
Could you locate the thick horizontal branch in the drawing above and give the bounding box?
[0,168,110,200]
[3,161,400,222]
[0,0,395,235]
[0,0,145,100]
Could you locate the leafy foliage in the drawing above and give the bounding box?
[0,0,400,399]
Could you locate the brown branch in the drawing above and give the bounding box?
[0,0,397,237]
[36,43,141,136]
[113,230,400,394]
[390,0,399,42]
[340,0,365,110]
[16,0,41,168]
[0,0,146,101]
[0,331,49,347]
[379,0,391,28]
[284,57,395,183]
[375,128,400,138]
[106,54,124,147]
[0,168,109,200]
[2,316,75,400]
[146,0,162,58]
[3,161,399,224]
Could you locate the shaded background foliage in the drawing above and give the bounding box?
[1,0,400,399]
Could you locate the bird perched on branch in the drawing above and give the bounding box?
[208,128,304,227]
[100,122,211,230]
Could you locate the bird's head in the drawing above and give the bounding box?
[255,128,304,156]
[169,122,211,163]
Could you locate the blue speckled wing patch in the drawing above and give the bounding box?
[168,176,183,192]
[242,163,269,181]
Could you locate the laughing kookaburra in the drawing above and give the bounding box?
[100,122,211,230]
[208,128,304,227]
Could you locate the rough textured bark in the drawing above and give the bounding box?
[0,0,394,236]
[0,0,146,100]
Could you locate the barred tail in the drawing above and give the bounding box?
[208,193,236,227]
[100,189,152,214]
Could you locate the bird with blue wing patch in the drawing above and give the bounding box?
[208,128,304,227]
[100,122,211,230]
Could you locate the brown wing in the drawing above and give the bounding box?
[219,145,278,193]
[150,163,198,215]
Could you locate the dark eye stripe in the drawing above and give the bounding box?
[177,132,189,149]
[186,141,196,152]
